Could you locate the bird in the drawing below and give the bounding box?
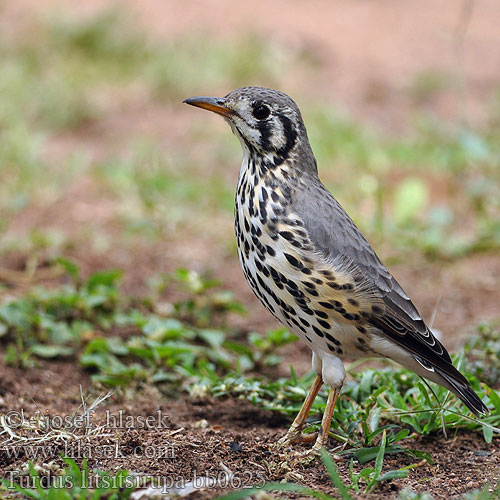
[183,87,488,454]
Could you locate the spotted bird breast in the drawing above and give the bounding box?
[234,162,376,360]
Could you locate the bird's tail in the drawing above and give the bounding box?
[410,355,489,416]
[437,368,489,416]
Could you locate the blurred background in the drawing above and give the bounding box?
[0,0,499,353]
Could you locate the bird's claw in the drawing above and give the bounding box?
[276,431,317,449]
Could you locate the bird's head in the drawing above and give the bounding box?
[184,86,312,167]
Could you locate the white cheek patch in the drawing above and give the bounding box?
[270,117,286,151]
[233,116,262,146]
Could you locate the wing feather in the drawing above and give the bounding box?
[294,182,453,369]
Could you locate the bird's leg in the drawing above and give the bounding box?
[277,374,323,447]
[310,385,341,454]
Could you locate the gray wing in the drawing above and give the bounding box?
[292,180,488,415]
[293,180,453,366]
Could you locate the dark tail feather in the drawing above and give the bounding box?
[439,370,489,416]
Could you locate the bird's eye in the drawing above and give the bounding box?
[252,104,270,120]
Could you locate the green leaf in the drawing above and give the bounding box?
[85,269,122,292]
[377,469,409,481]
[54,257,80,282]
[31,344,73,358]
[393,177,429,223]
[350,444,405,464]
[487,387,500,413]
[365,430,387,492]
[482,424,493,444]
[368,407,381,433]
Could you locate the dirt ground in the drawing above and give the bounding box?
[1,0,500,498]
[0,359,498,500]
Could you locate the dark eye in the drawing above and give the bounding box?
[252,104,270,120]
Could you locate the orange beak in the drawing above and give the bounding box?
[183,96,234,118]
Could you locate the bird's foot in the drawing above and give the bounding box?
[276,431,317,449]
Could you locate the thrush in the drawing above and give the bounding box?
[184,87,488,454]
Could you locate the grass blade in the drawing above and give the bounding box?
[365,429,387,493]
[320,448,353,500]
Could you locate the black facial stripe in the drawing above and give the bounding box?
[258,120,272,151]
[256,115,297,164]
[276,115,297,158]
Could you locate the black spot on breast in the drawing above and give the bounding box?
[253,225,262,237]
[271,191,280,203]
[259,204,267,223]
[287,287,304,298]
[312,325,324,337]
[269,266,280,280]
[284,253,300,268]
[314,309,328,319]
[325,333,340,345]
[348,298,359,307]
[317,319,331,329]
[357,337,366,344]
[266,245,276,256]
[343,313,361,321]
[256,274,267,290]
[279,231,294,241]
[327,281,341,290]
[372,305,383,314]
[305,335,312,343]
[319,301,334,310]
[356,326,367,334]
[300,318,310,327]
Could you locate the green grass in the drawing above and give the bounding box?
[0,6,499,257]
[0,264,498,497]
[216,447,500,499]
[1,262,498,436]
[1,458,135,499]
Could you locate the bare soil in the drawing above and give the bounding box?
[0,359,498,499]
